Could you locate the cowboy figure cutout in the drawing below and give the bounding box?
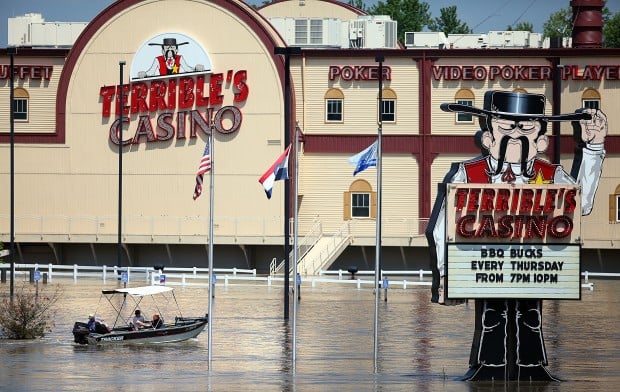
[137,37,204,78]
[427,90,607,381]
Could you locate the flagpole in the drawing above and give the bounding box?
[207,129,214,369]
[292,125,299,371]
[373,55,384,372]
[117,61,125,277]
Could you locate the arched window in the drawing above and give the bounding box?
[378,88,397,123]
[454,88,475,124]
[13,88,29,122]
[325,88,344,122]
[582,88,601,110]
[343,179,376,220]
[610,184,620,223]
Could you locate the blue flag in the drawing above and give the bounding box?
[348,140,378,176]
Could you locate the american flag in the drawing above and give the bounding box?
[193,138,211,200]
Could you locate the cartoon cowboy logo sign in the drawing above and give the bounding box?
[131,32,212,80]
[426,90,608,381]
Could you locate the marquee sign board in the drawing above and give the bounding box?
[445,183,582,299]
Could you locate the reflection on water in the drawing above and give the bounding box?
[0,280,619,391]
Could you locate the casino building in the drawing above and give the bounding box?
[1,0,619,273]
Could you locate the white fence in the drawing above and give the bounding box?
[0,263,256,286]
[0,263,616,291]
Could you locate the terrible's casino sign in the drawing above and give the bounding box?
[445,184,582,300]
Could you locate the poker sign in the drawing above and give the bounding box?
[445,183,582,299]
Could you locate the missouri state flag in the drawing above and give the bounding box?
[348,140,377,176]
[259,144,291,199]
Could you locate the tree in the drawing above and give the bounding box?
[507,22,534,32]
[368,0,431,43]
[543,6,572,38]
[427,5,472,34]
[0,284,62,339]
[603,12,620,47]
[543,6,612,39]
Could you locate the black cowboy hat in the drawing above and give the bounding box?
[441,90,591,122]
[148,38,189,47]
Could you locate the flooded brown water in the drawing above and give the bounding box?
[0,279,619,391]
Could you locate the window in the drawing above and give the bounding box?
[583,99,600,110]
[351,193,370,217]
[325,88,344,122]
[582,88,601,110]
[343,179,376,220]
[326,100,342,121]
[13,88,29,122]
[454,88,475,124]
[610,185,620,223]
[380,100,395,122]
[378,88,397,123]
[456,99,473,123]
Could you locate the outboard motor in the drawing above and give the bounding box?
[72,322,90,344]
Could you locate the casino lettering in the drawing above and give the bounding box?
[99,70,249,145]
[453,186,576,240]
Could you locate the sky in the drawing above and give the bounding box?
[2,0,620,48]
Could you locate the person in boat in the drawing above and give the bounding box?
[132,309,147,328]
[87,314,97,332]
[151,314,164,329]
[88,314,110,334]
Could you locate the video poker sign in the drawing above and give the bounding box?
[445,183,581,300]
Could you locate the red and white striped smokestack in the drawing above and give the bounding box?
[571,0,604,48]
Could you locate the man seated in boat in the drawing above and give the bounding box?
[151,314,164,329]
[88,314,110,334]
[132,309,148,329]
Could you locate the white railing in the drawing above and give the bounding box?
[0,263,612,291]
[273,219,323,275]
[0,263,255,285]
[0,214,430,244]
[320,269,432,281]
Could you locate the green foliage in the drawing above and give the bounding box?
[543,6,572,38]
[368,0,431,43]
[603,12,620,48]
[427,6,472,34]
[507,22,534,32]
[0,284,61,339]
[543,6,613,39]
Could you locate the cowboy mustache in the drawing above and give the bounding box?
[492,135,534,177]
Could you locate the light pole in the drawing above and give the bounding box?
[8,46,17,301]
[274,46,301,321]
[373,55,384,371]
[552,61,564,164]
[117,61,125,275]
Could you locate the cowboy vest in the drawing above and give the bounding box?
[463,157,557,184]
[156,55,182,75]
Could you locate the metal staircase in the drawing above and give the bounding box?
[297,221,352,276]
[269,221,352,277]
[270,220,322,276]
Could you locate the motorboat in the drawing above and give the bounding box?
[72,285,208,345]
